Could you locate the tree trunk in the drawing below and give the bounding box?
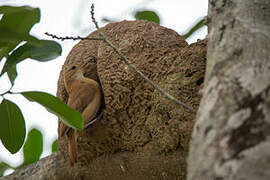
[188,0,270,180]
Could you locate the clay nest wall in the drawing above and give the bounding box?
[56,20,207,180]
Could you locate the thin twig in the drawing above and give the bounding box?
[0,86,12,97]
[45,32,103,41]
[90,4,196,114]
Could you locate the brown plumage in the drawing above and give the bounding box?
[60,61,102,166]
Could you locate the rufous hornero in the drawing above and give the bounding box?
[59,61,102,166]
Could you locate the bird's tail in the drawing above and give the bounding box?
[68,129,77,166]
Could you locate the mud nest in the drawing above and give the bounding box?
[57,20,207,179]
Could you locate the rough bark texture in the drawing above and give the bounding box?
[188,1,270,180]
[3,20,206,179]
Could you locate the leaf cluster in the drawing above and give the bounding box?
[0,128,58,176]
[0,5,83,176]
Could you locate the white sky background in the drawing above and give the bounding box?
[0,0,208,174]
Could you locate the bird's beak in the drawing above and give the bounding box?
[76,69,84,79]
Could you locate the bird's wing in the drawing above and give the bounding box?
[67,80,97,112]
[59,80,96,136]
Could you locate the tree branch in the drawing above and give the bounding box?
[3,151,186,180]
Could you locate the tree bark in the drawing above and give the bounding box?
[2,151,187,180]
[188,0,270,180]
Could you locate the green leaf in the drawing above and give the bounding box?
[7,66,18,85]
[0,43,31,75]
[183,18,205,39]
[0,99,26,154]
[21,91,83,130]
[0,6,40,37]
[1,40,62,75]
[22,128,43,166]
[0,6,40,60]
[0,162,13,177]
[0,27,39,45]
[51,139,58,153]
[29,40,62,61]
[135,10,160,24]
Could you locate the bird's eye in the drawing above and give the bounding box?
[71,66,76,70]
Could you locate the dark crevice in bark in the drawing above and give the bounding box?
[228,86,270,159]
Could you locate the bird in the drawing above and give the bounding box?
[59,60,102,166]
